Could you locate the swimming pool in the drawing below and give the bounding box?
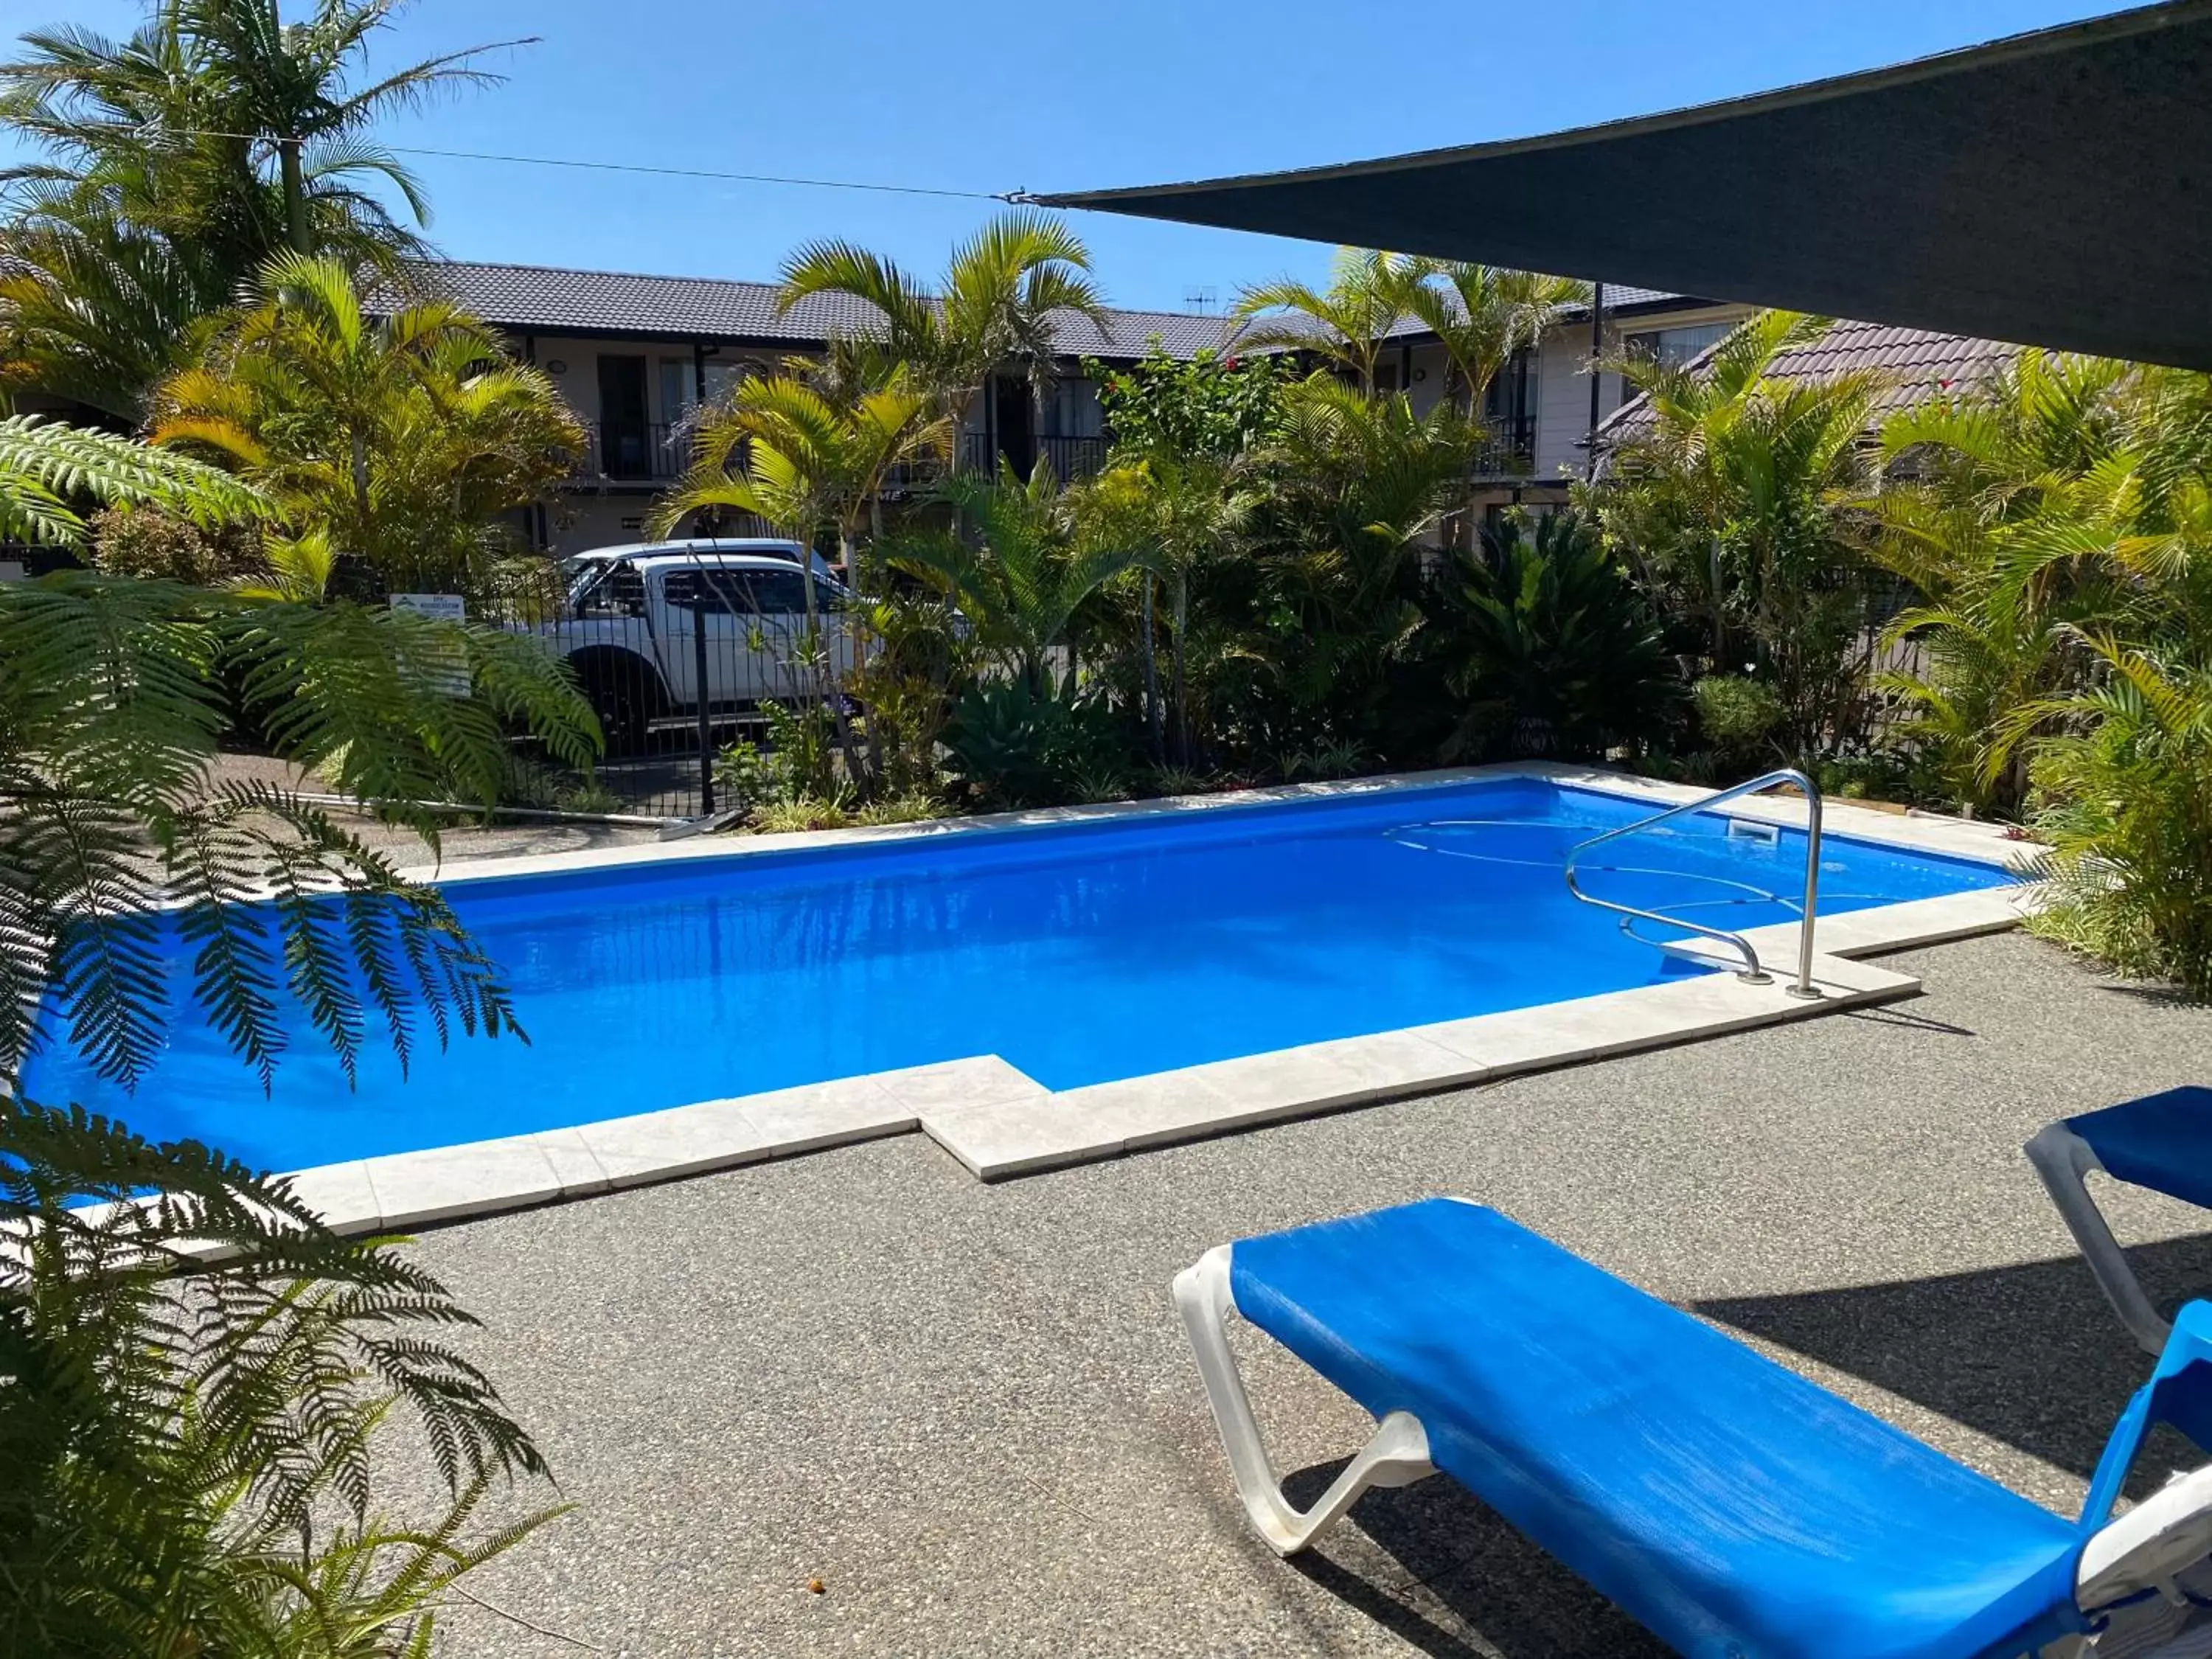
[24,776,2017,1172]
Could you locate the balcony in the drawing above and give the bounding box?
[956,432,1109,483]
[569,424,1110,491]
[1472,414,1538,480]
[570,416,1531,496]
[574,420,687,484]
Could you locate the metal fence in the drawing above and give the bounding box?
[487,554,856,821]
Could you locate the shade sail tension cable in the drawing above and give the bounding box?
[114,125,1029,204]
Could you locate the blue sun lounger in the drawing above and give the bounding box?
[1176,1199,2212,1659]
[2030,1087,2212,1354]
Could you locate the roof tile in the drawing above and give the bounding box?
[397,260,1242,359]
[1600,317,2022,439]
[398,260,1702,361]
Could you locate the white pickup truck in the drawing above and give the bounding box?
[521,539,860,751]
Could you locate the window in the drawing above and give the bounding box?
[1623,321,1733,370]
[1483,348,1536,423]
[702,359,758,405]
[1040,378,1105,440]
[658,359,694,423]
[570,563,646,619]
[740,568,817,616]
[660,569,757,615]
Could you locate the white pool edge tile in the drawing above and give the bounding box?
[364,1135,566,1229]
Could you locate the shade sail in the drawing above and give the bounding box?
[1037,2,2212,369]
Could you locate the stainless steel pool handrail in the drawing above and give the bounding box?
[1562,769,1825,999]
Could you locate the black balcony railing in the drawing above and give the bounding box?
[957,432,1108,483]
[580,420,686,482]
[1473,414,1538,479]
[573,423,1110,491]
[575,414,1528,493]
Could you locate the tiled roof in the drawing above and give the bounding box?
[1599,318,2023,440]
[1575,284,1694,315]
[397,260,1241,360]
[396,260,1707,361]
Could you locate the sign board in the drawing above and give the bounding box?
[389,593,470,696]
[389,593,466,624]
[0,562,27,584]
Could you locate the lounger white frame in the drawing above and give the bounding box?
[1172,1245,1436,1555]
[2028,1121,2174,1355]
[1175,1239,2212,1656]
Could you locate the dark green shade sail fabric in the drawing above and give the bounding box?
[1037,2,2212,369]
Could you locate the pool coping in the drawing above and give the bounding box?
[257,765,2043,1225]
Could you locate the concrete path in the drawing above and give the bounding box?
[400,932,2212,1658]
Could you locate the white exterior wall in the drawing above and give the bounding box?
[1397,340,1453,417]
[1533,327,1601,484]
[520,335,783,431]
[513,302,1749,557]
[1530,302,1754,483]
[546,493,659,554]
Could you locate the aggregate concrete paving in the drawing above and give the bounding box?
[397,931,2212,1657]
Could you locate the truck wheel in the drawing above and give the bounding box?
[580,659,661,757]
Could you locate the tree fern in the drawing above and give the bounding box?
[0,1100,561,1659]
[0,413,271,546]
[0,573,589,1092]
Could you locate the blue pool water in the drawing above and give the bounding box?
[24,779,2016,1169]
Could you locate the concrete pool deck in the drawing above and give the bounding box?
[395,930,2212,1658]
[276,765,2037,1227]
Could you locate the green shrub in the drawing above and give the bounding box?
[716,703,848,811]
[1144,765,1217,799]
[1691,674,1787,752]
[88,505,264,585]
[940,678,1130,810]
[1279,738,1371,782]
[747,796,852,834]
[713,738,781,809]
[855,792,950,827]
[2026,653,2212,995]
[1084,343,1287,461]
[1427,512,1679,763]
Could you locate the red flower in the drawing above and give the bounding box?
[1223,355,1241,370]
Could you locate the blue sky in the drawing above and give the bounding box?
[2,0,2142,311]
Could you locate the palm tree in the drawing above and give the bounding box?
[0,1,524,414]
[650,369,946,584]
[648,369,947,789]
[1,0,527,260]
[0,212,223,419]
[1229,248,1430,393]
[151,252,583,597]
[1230,375,1483,750]
[893,460,1140,695]
[776,208,1112,458]
[1865,350,2151,813]
[1079,454,1256,765]
[1591,312,1888,757]
[1394,261,1590,413]
[1265,372,1483,581]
